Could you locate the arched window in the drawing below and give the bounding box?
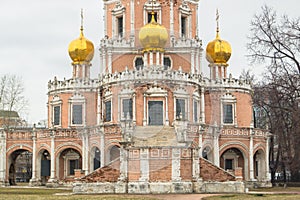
[135,57,144,70]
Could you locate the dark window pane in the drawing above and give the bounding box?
[54,106,60,125]
[176,99,186,120]
[225,159,233,170]
[117,17,123,37]
[72,105,82,124]
[181,16,186,37]
[135,57,144,70]
[105,101,111,122]
[163,57,171,70]
[148,101,163,125]
[223,104,233,124]
[122,99,133,119]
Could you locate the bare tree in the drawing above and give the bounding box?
[248,5,300,182]
[0,74,28,128]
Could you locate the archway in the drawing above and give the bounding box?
[8,150,32,185]
[220,148,245,179]
[109,145,120,163]
[36,149,51,185]
[90,147,101,171]
[254,149,266,181]
[202,146,213,162]
[57,148,82,180]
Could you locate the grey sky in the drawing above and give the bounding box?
[0,0,298,123]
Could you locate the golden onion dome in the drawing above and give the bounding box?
[68,27,94,64]
[206,30,231,66]
[139,13,168,52]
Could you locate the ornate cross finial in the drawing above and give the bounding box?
[216,9,220,33]
[81,8,84,31]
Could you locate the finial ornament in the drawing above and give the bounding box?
[81,8,84,31]
[216,9,220,35]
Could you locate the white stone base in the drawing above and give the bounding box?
[73,181,246,194]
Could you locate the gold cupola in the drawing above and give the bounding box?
[68,11,94,64]
[206,10,231,66]
[139,12,168,52]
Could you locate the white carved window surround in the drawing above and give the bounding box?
[179,1,192,38]
[221,92,237,127]
[174,88,189,121]
[68,93,86,127]
[50,95,62,127]
[112,2,126,38]
[103,90,112,122]
[118,88,134,121]
[143,1,162,25]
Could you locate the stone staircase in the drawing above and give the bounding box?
[132,126,177,147]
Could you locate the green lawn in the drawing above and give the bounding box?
[0,187,158,200]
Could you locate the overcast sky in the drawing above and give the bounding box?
[0,0,299,124]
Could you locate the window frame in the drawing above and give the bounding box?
[104,100,112,122]
[50,95,62,128]
[134,56,144,70]
[175,98,187,120]
[221,93,237,126]
[53,105,61,126]
[68,93,86,127]
[72,104,83,125]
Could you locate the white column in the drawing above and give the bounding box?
[108,50,112,74]
[133,94,136,124]
[130,0,135,38]
[200,88,205,123]
[143,94,147,126]
[265,134,271,180]
[149,52,153,66]
[100,131,105,167]
[165,95,169,126]
[49,131,56,181]
[97,90,101,125]
[156,52,160,66]
[172,148,181,181]
[99,51,103,74]
[102,51,106,73]
[144,52,148,67]
[213,128,220,167]
[195,49,199,74]
[192,148,201,181]
[170,0,174,40]
[249,130,254,180]
[173,97,176,120]
[198,129,203,158]
[191,50,195,74]
[0,129,6,184]
[119,146,128,181]
[139,148,149,181]
[82,64,86,79]
[30,130,37,182]
[161,52,164,67]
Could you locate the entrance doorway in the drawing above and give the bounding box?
[148,101,163,125]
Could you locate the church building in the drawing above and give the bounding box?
[0,0,271,193]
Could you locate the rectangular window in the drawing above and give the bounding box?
[105,101,112,122]
[117,16,123,37]
[53,106,60,126]
[176,99,186,120]
[148,12,157,23]
[193,101,198,123]
[163,57,171,70]
[181,16,187,37]
[223,104,233,124]
[225,159,233,170]
[122,99,133,120]
[72,105,82,125]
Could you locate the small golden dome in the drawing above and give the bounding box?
[139,13,168,52]
[206,31,231,66]
[68,27,94,64]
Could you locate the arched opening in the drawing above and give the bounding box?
[39,150,50,185]
[58,148,82,180]
[202,146,213,162]
[93,147,101,170]
[8,150,32,185]
[220,148,245,179]
[109,145,120,162]
[254,149,266,181]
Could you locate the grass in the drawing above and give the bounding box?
[0,187,158,200]
[202,194,300,200]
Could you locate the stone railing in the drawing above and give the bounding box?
[6,130,32,140]
[37,129,80,139]
[48,77,99,93]
[99,67,204,86]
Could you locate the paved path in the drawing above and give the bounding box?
[144,194,222,200]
